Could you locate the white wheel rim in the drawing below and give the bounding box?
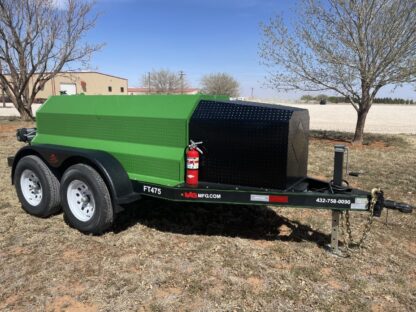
[67,180,96,222]
[20,169,43,206]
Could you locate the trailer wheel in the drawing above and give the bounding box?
[14,155,61,217]
[60,164,113,234]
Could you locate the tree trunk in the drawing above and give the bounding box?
[352,83,373,144]
[352,108,369,144]
[15,101,34,121]
[2,87,5,108]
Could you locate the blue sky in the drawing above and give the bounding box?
[83,0,415,100]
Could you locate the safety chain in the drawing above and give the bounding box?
[340,188,381,255]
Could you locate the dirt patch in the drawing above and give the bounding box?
[273,262,294,271]
[55,282,86,297]
[327,279,345,290]
[320,265,346,291]
[407,242,416,255]
[62,249,84,262]
[8,246,31,256]
[253,240,276,248]
[0,120,33,134]
[154,287,182,299]
[45,296,98,312]
[0,294,20,310]
[278,224,293,236]
[246,276,265,293]
[320,267,332,277]
[370,299,404,312]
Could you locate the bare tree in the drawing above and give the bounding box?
[0,0,102,120]
[260,0,416,143]
[141,69,188,94]
[200,73,239,97]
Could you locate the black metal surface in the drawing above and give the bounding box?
[16,128,37,143]
[333,145,345,186]
[132,176,412,213]
[384,200,413,213]
[189,100,309,189]
[7,156,14,168]
[132,178,370,211]
[372,190,384,217]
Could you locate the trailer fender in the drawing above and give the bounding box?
[11,145,140,207]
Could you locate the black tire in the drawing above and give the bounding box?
[14,155,61,217]
[60,163,114,234]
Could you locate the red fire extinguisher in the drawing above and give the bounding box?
[186,140,203,186]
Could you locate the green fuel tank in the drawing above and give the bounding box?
[32,95,224,186]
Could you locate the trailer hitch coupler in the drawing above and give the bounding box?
[384,200,413,213]
[397,203,413,214]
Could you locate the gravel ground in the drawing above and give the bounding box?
[1,101,416,134]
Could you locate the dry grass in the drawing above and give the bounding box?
[0,120,415,312]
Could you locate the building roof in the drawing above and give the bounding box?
[58,71,128,81]
[128,87,200,93]
[4,71,128,81]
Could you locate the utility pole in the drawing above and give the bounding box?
[179,70,185,94]
[251,87,254,99]
[148,72,151,94]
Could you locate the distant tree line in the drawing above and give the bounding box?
[141,70,240,97]
[301,95,415,105]
[372,98,415,104]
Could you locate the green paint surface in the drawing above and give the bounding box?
[33,94,225,186]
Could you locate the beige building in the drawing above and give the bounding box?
[27,71,128,99]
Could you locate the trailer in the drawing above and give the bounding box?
[8,95,412,252]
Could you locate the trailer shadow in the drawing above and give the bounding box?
[113,197,330,247]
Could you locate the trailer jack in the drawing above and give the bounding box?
[328,145,412,255]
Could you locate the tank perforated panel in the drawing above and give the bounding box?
[190,100,308,189]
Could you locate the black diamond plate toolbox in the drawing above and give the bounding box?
[189,100,309,189]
